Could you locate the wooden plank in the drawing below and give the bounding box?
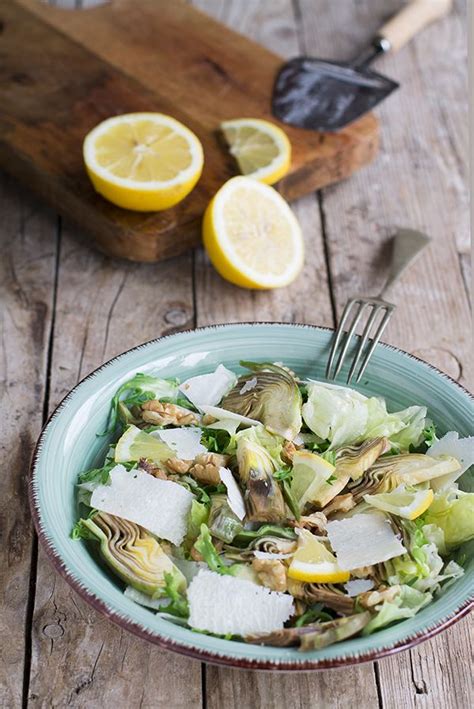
[296,0,471,384]
[0,174,57,707]
[3,0,379,263]
[296,0,471,706]
[26,223,203,707]
[192,2,380,707]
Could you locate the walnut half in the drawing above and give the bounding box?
[252,558,288,592]
[141,400,199,426]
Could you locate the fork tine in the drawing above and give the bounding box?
[332,301,370,380]
[325,299,359,379]
[355,306,394,383]
[346,304,380,384]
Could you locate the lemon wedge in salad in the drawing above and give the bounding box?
[288,529,350,584]
[364,486,434,520]
[220,118,291,184]
[202,176,304,289]
[115,425,173,463]
[83,113,203,211]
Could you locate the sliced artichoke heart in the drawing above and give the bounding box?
[237,438,286,523]
[221,362,302,440]
[83,512,186,596]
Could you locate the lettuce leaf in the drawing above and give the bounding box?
[423,489,474,549]
[302,381,427,450]
[362,585,432,635]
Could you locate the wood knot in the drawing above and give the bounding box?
[164,307,190,327]
[42,623,64,639]
[412,347,462,381]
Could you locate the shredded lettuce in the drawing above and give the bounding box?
[104,373,180,434]
[363,585,432,635]
[194,524,239,575]
[302,381,427,450]
[423,489,474,549]
[235,425,284,468]
[184,500,209,551]
[161,572,190,618]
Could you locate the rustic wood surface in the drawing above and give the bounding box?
[0,0,471,707]
[2,0,379,263]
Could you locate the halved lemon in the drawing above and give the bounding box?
[202,176,304,289]
[220,118,291,184]
[288,529,350,584]
[364,485,434,520]
[83,113,204,211]
[115,425,173,463]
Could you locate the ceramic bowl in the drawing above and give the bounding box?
[30,323,473,670]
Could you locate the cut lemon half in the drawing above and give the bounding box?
[288,529,350,584]
[202,176,304,289]
[220,118,291,184]
[83,113,204,211]
[290,451,336,512]
[364,485,434,520]
[115,425,173,463]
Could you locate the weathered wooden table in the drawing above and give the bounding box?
[1,1,471,707]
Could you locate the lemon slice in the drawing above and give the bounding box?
[83,113,204,211]
[364,485,434,520]
[115,425,173,463]
[288,529,350,584]
[290,451,336,512]
[202,176,304,289]
[220,118,291,185]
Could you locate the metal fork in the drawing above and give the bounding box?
[326,228,431,384]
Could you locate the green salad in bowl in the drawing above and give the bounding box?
[30,324,474,669]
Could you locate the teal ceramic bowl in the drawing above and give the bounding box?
[30,324,473,670]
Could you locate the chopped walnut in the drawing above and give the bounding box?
[165,457,192,474]
[138,458,168,480]
[201,413,217,426]
[351,566,375,579]
[358,585,401,609]
[141,400,199,426]
[323,493,356,517]
[188,452,230,486]
[296,511,327,535]
[252,559,287,592]
[281,441,297,464]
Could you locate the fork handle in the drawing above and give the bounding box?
[376,0,453,53]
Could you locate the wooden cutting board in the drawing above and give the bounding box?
[0,0,379,262]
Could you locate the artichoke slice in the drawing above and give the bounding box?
[82,512,186,596]
[237,438,286,523]
[208,494,244,543]
[221,362,302,440]
[348,453,461,502]
[335,437,390,481]
[298,611,372,651]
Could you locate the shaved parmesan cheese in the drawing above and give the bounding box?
[326,512,406,570]
[430,432,474,491]
[179,365,237,409]
[344,579,375,597]
[201,405,259,428]
[124,586,169,610]
[254,551,294,560]
[152,427,206,460]
[219,467,246,520]
[187,569,294,635]
[240,377,257,394]
[90,464,193,545]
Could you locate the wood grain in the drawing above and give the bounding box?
[296,0,472,706]
[2,0,379,263]
[0,176,57,708]
[192,1,379,706]
[26,227,202,707]
[0,1,470,707]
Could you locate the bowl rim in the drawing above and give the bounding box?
[29,321,474,671]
